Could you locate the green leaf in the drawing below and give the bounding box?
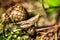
[47,8,59,18]
[0,36,3,40]
[44,0,60,7]
[47,8,56,14]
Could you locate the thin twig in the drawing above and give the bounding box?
[36,26,54,32]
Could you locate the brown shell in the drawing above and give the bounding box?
[7,4,27,22]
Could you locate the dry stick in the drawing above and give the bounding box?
[36,26,54,32]
[37,25,59,40]
[55,31,57,40]
[41,29,55,39]
[36,24,60,33]
[54,25,58,40]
